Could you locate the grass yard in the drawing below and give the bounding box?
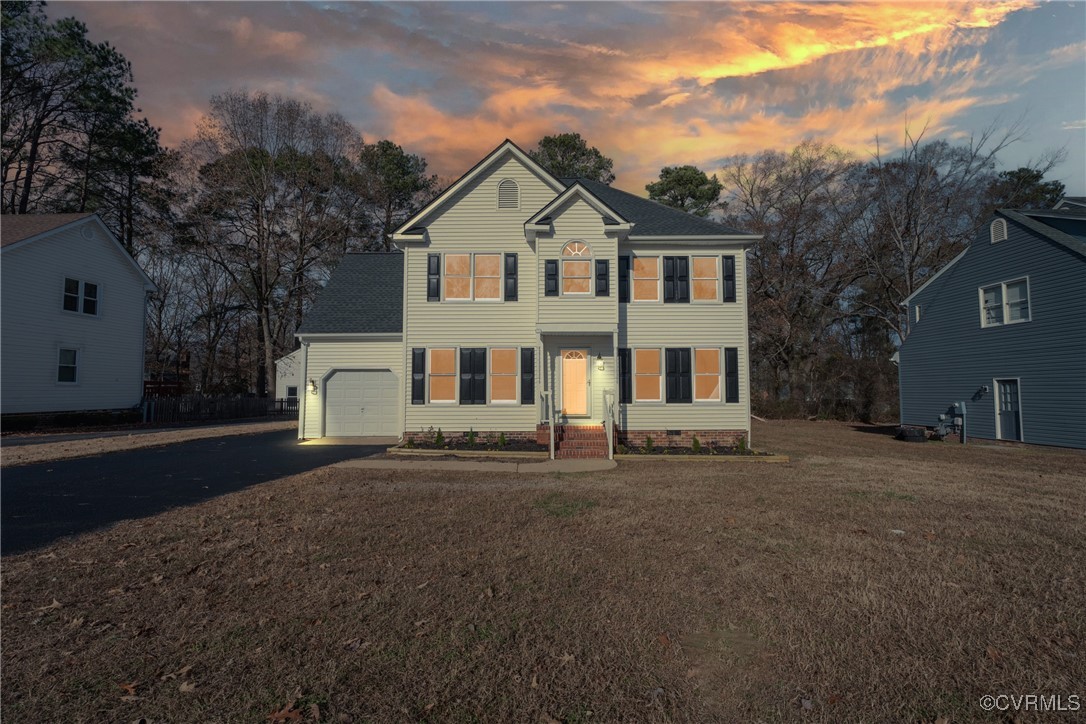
[2,421,1083,722]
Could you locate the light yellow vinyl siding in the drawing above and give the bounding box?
[301,339,403,438]
[541,336,616,425]
[403,151,550,433]
[536,196,618,329]
[619,244,750,434]
[0,221,148,414]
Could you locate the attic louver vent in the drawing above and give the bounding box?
[990,219,1007,244]
[497,179,519,209]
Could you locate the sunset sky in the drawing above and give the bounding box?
[54,1,1086,194]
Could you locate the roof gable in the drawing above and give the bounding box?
[297,253,403,335]
[525,182,631,232]
[1,213,156,291]
[392,139,564,241]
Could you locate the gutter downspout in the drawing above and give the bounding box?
[399,245,409,444]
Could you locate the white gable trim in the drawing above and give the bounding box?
[391,139,565,242]
[1,214,156,292]
[524,182,632,234]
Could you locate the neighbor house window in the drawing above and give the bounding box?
[980,279,1030,327]
[286,385,298,399]
[429,348,456,402]
[57,348,78,383]
[443,254,501,301]
[632,256,659,302]
[692,257,719,301]
[489,348,518,403]
[63,278,98,315]
[694,348,721,401]
[634,348,662,401]
[561,241,592,294]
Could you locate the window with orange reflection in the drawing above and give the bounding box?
[692,257,719,301]
[489,348,518,402]
[634,348,662,401]
[694,348,721,401]
[429,348,457,402]
[632,256,659,301]
[444,254,471,300]
[474,254,501,300]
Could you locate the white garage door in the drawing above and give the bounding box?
[324,370,399,437]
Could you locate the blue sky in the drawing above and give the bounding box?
[56,1,1085,194]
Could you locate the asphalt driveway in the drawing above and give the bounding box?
[1,429,384,555]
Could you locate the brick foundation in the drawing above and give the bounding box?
[403,429,537,444]
[616,429,747,449]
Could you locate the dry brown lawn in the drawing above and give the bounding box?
[2,421,1084,722]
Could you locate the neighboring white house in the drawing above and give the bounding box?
[295,140,759,457]
[1,213,156,414]
[275,349,302,400]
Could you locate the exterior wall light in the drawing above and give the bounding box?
[308,378,318,395]
[596,354,605,371]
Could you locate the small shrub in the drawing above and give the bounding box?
[737,435,747,453]
[691,435,701,454]
[617,443,628,455]
[467,428,477,446]
[644,435,654,455]
[404,438,416,449]
[434,428,445,447]
[498,432,507,448]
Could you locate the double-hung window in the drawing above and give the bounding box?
[561,241,592,295]
[632,256,659,302]
[692,257,719,302]
[57,348,78,383]
[980,279,1030,327]
[694,348,721,401]
[489,348,518,403]
[429,348,457,402]
[444,254,501,301]
[634,348,662,401]
[63,278,98,315]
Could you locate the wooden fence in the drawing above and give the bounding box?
[141,396,298,425]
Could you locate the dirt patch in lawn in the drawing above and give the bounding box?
[0,420,297,468]
[2,420,1084,722]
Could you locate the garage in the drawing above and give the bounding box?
[323,369,399,437]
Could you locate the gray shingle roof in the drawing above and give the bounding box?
[1000,209,1086,259]
[0,213,95,247]
[561,178,753,236]
[297,253,403,335]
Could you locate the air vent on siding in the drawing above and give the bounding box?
[990,218,1008,244]
[497,178,519,209]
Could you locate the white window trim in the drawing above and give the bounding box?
[632,347,663,403]
[691,256,720,304]
[979,277,1031,328]
[441,253,504,303]
[488,346,520,405]
[57,345,80,385]
[427,348,458,404]
[693,347,723,403]
[61,277,101,317]
[560,241,594,297]
[631,254,661,303]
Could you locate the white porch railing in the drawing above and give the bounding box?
[603,389,615,460]
[540,390,556,460]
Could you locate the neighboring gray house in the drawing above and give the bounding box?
[295,140,758,456]
[1054,196,1086,211]
[898,208,1086,449]
[274,349,302,400]
[1,213,156,415]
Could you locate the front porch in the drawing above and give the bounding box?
[537,328,618,459]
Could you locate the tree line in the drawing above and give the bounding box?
[2,2,1068,416]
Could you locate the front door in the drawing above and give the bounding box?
[561,350,588,416]
[997,379,1022,441]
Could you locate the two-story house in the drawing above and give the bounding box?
[295,140,758,457]
[1,213,156,415]
[898,207,1086,449]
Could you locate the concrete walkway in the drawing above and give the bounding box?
[332,457,616,474]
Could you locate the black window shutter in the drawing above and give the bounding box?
[619,256,631,302]
[472,347,487,404]
[663,256,676,302]
[544,259,558,296]
[411,348,425,404]
[665,348,692,403]
[427,254,440,301]
[459,348,473,405]
[722,255,736,303]
[595,259,609,297]
[725,347,739,403]
[619,348,631,403]
[505,253,518,301]
[676,257,690,303]
[520,347,535,404]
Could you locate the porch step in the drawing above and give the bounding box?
[554,425,610,459]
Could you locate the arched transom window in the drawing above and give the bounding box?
[561,241,592,294]
[497,178,520,209]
